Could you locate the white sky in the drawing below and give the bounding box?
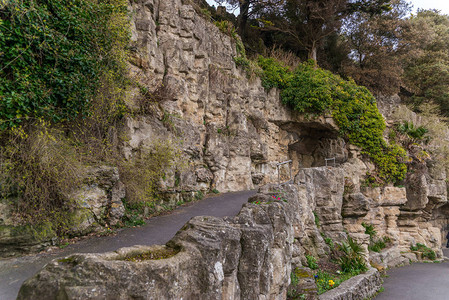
[409,0,449,14]
[207,0,449,16]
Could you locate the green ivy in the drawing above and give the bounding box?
[257,59,407,183]
[257,56,291,90]
[0,0,129,129]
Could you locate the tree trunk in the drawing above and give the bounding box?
[309,42,317,62]
[238,0,250,39]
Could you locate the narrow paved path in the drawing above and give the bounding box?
[375,248,449,300]
[0,190,255,300]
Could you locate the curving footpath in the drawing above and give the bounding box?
[375,248,449,300]
[0,190,256,300]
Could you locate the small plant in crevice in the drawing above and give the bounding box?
[343,177,355,195]
[306,254,318,270]
[395,121,430,147]
[324,236,334,249]
[410,243,436,260]
[195,190,204,201]
[313,211,320,227]
[287,269,307,300]
[336,236,368,274]
[362,223,376,238]
[121,199,146,227]
[271,195,288,202]
[362,223,391,253]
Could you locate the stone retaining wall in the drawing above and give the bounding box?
[319,268,382,300]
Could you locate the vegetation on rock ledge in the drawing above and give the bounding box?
[257,58,407,183]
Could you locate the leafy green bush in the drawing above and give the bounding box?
[257,59,407,183]
[257,56,291,90]
[306,254,318,270]
[0,0,129,129]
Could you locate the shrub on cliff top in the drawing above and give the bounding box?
[257,59,407,183]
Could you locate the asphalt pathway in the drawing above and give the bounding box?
[0,190,256,300]
[375,248,449,300]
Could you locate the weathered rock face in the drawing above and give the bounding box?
[17,184,301,300]
[6,0,449,291]
[125,0,345,196]
[122,0,449,280]
[125,0,449,263]
[0,166,125,258]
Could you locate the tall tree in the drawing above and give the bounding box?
[401,10,449,115]
[254,0,392,62]
[341,0,411,94]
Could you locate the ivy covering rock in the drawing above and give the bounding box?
[257,58,407,183]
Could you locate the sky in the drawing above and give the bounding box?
[404,0,448,14]
[208,0,449,15]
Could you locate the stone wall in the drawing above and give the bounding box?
[18,180,388,300]
[126,0,448,262]
[17,184,302,299]
[319,268,382,300]
[16,165,446,299]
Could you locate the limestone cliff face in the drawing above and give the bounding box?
[126,0,448,264]
[3,0,448,269]
[125,0,344,195]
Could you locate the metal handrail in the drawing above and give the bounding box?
[277,160,292,186]
[325,157,336,167]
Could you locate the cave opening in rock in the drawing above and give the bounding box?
[282,121,348,171]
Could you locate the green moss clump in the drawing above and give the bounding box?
[123,247,180,262]
[257,59,407,183]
